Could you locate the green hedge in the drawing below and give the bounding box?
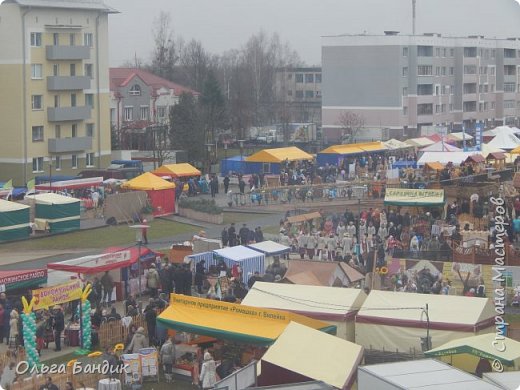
[178,198,223,215]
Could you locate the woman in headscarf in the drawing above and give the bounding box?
[200,351,217,390]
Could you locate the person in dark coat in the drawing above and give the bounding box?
[182,265,193,296]
[144,305,157,346]
[223,175,230,194]
[159,264,172,295]
[238,178,245,194]
[53,306,65,351]
[239,224,249,245]
[195,260,206,294]
[228,223,237,246]
[254,227,264,243]
[173,266,184,294]
[221,227,229,247]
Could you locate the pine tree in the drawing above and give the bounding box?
[169,93,204,162]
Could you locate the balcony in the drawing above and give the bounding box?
[46,45,90,60]
[47,76,91,91]
[47,106,91,122]
[48,136,92,153]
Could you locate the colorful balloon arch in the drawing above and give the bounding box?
[75,284,93,354]
[21,296,39,370]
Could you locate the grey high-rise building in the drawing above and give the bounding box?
[322,32,520,143]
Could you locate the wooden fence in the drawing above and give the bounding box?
[98,314,148,349]
[452,242,520,266]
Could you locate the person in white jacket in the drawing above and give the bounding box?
[200,352,217,389]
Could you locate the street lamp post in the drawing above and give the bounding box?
[224,142,228,160]
[205,143,214,176]
[49,156,53,192]
[129,223,149,299]
[238,139,245,173]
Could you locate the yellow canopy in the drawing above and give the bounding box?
[245,147,313,163]
[152,163,201,178]
[425,162,444,171]
[121,172,175,191]
[156,294,336,345]
[511,145,520,154]
[320,141,386,155]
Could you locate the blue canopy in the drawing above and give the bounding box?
[221,155,246,175]
[392,161,417,169]
[35,175,78,184]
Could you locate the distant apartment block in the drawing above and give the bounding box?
[322,33,520,143]
[274,67,322,125]
[109,68,199,150]
[0,0,117,185]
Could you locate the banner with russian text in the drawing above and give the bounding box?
[32,279,83,310]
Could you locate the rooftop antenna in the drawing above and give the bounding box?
[412,0,416,35]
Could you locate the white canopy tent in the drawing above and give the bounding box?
[242,282,367,341]
[483,371,520,390]
[417,151,481,166]
[405,137,435,147]
[446,132,474,142]
[420,141,461,152]
[483,125,520,137]
[486,131,520,150]
[384,139,412,150]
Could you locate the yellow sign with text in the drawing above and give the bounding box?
[32,280,83,310]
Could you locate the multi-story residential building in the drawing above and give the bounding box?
[0,0,117,186]
[274,67,322,125]
[109,67,199,150]
[322,32,520,143]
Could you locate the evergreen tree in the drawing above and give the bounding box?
[200,71,227,148]
[169,93,204,162]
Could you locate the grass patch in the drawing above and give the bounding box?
[223,212,264,225]
[262,225,281,235]
[0,219,196,251]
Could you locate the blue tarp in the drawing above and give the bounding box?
[220,156,246,175]
[392,161,417,169]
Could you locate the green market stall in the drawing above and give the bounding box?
[0,199,30,242]
[30,193,81,233]
[0,269,47,293]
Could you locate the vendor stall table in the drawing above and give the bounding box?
[97,378,121,390]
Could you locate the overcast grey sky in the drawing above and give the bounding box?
[106,0,520,67]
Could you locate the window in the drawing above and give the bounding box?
[491,84,495,92]
[441,67,446,76]
[84,63,93,78]
[53,33,59,46]
[402,47,408,57]
[435,85,440,95]
[484,84,489,92]
[504,65,516,76]
[449,103,453,112]
[86,153,95,167]
[157,106,166,118]
[463,65,477,74]
[443,48,447,57]
[84,33,93,47]
[287,73,292,80]
[110,108,116,123]
[53,64,59,76]
[463,83,477,94]
[435,66,440,76]
[484,102,488,111]
[55,125,61,139]
[70,63,76,76]
[491,101,496,109]
[435,48,440,57]
[463,101,477,112]
[32,126,44,142]
[304,90,314,98]
[417,46,433,57]
[85,93,94,107]
[441,85,446,95]
[449,67,454,76]
[305,74,314,83]
[140,106,149,120]
[54,95,60,108]
[295,74,304,83]
[32,157,44,172]
[71,93,77,107]
[402,87,408,96]
[441,104,446,113]
[69,33,75,46]
[71,154,78,169]
[504,83,516,92]
[402,67,408,77]
[417,103,433,115]
[315,74,322,83]
[491,49,496,58]
[129,84,141,96]
[464,47,477,57]
[504,48,516,58]
[31,95,43,110]
[450,48,454,57]
[31,64,42,79]
[86,123,94,137]
[295,90,303,99]
[435,104,441,113]
[287,90,293,96]
[55,156,61,170]
[479,102,484,112]
[30,32,42,47]
[417,84,433,95]
[72,124,78,137]
[504,100,515,109]
[403,106,408,115]
[315,91,321,98]
[124,107,133,121]
[417,65,432,76]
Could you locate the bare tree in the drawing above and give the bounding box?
[149,11,180,81]
[177,39,214,92]
[337,112,365,143]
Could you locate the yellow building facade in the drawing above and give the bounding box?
[0,0,117,186]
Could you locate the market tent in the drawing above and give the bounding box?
[283,260,364,287]
[384,188,445,206]
[320,141,387,155]
[465,155,485,164]
[417,151,480,166]
[420,141,461,152]
[405,137,435,147]
[0,269,47,292]
[189,246,265,284]
[47,246,159,274]
[510,145,520,154]
[479,143,506,158]
[446,132,474,142]
[424,162,444,171]
[384,139,412,150]
[286,212,321,224]
[483,371,520,390]
[242,282,367,341]
[220,155,246,175]
[35,177,103,191]
[0,199,30,242]
[121,172,175,216]
[246,147,313,163]
[27,193,80,233]
[258,322,363,389]
[156,294,336,346]
[152,163,201,178]
[487,131,520,150]
[358,359,501,390]
[247,241,290,257]
[483,125,518,137]
[355,290,496,352]
[425,333,520,366]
